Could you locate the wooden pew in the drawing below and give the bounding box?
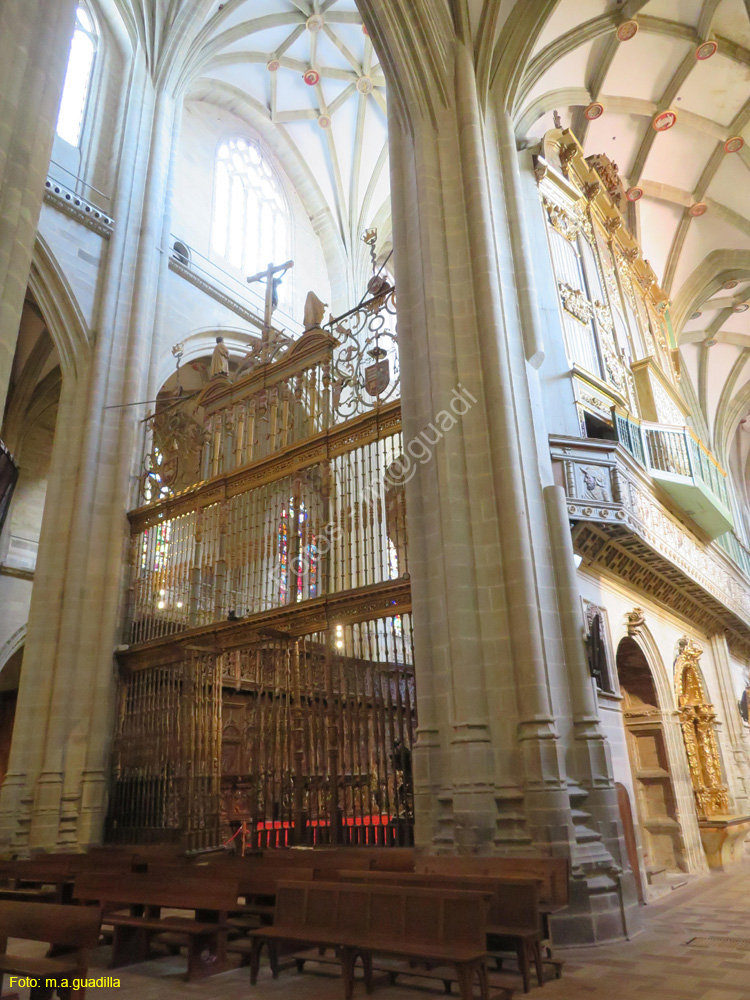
[0,856,78,904]
[257,847,415,872]
[249,880,498,1000]
[168,861,317,943]
[337,869,544,992]
[0,900,101,999]
[415,855,569,909]
[73,872,238,981]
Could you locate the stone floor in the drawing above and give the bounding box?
[5,863,750,999]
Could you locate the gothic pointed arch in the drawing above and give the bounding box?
[28,237,91,381]
[674,637,730,820]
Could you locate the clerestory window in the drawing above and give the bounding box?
[56,6,97,148]
[211,137,290,301]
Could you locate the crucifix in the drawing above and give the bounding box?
[247,259,294,341]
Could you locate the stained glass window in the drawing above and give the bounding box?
[140,521,171,574]
[143,447,171,504]
[211,137,290,301]
[56,7,97,147]
[279,498,317,604]
[388,538,399,580]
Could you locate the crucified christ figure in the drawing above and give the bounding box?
[247,259,294,336]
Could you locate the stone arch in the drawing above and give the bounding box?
[153,327,263,395]
[0,626,26,677]
[183,84,352,308]
[28,236,91,382]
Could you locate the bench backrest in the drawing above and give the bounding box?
[337,870,540,930]
[415,856,569,907]
[0,901,101,948]
[0,856,76,883]
[184,859,316,896]
[274,880,489,951]
[258,848,414,872]
[73,872,238,912]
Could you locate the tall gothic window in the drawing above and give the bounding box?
[56,6,97,147]
[211,137,290,293]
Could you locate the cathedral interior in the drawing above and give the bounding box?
[2,1,750,998]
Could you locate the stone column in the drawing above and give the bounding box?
[364,0,632,941]
[0,46,182,849]
[0,0,77,419]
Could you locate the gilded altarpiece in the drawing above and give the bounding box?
[674,638,729,820]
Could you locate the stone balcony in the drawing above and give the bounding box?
[550,435,750,655]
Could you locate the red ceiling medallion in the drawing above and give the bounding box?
[362,24,369,36]
[695,40,718,60]
[626,186,643,202]
[303,68,320,86]
[617,20,639,42]
[724,135,744,154]
[652,110,677,132]
[724,279,739,289]
[584,102,604,121]
[317,114,331,129]
[689,202,708,217]
[266,59,280,72]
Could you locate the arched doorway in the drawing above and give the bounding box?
[616,637,686,877]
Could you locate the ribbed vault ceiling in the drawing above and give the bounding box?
[514,0,750,488]
[180,0,390,293]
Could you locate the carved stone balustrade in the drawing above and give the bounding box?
[550,435,750,657]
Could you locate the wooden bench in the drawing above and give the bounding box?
[176,861,317,951]
[249,880,493,1000]
[0,857,78,905]
[0,900,101,999]
[256,847,415,872]
[73,872,238,981]
[415,855,569,909]
[337,870,545,992]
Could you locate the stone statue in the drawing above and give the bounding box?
[210,336,230,378]
[303,291,328,331]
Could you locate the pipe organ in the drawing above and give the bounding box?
[110,287,416,849]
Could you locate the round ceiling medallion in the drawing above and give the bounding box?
[689,202,708,217]
[617,20,639,41]
[266,59,280,72]
[734,303,749,313]
[652,110,677,132]
[303,68,320,86]
[306,14,324,31]
[584,102,604,121]
[317,114,331,129]
[357,76,374,95]
[705,338,717,347]
[626,186,643,202]
[724,279,739,289]
[690,311,702,320]
[696,39,718,60]
[724,135,744,154]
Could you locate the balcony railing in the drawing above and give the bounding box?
[614,410,733,539]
